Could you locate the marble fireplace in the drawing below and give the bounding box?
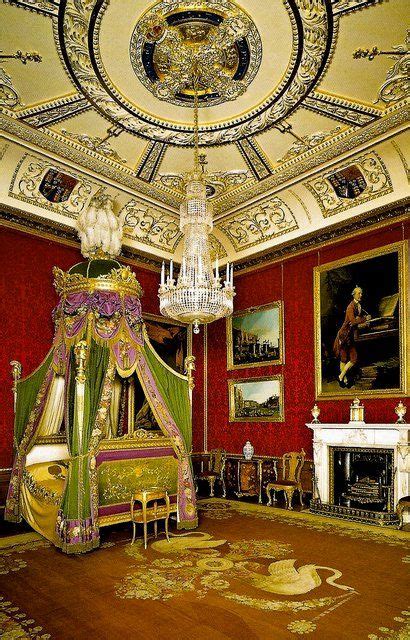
[307,422,410,525]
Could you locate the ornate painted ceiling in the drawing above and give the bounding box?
[0,0,408,268]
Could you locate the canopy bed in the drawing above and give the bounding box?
[5,257,197,554]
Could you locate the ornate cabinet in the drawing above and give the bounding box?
[192,452,312,503]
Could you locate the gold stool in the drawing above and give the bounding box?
[130,488,171,549]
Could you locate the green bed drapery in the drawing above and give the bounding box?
[57,341,110,553]
[5,352,54,522]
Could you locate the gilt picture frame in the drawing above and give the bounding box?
[143,313,192,374]
[227,301,284,370]
[314,240,408,399]
[228,375,284,422]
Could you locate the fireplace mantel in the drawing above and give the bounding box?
[306,423,409,521]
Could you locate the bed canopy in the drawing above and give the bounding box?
[5,194,197,553]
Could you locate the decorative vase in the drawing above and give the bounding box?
[243,441,254,460]
[395,400,407,424]
[311,403,320,424]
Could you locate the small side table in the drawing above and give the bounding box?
[130,488,170,549]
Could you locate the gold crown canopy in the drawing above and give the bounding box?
[53,265,143,298]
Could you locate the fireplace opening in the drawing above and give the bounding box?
[330,447,394,513]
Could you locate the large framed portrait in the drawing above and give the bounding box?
[314,241,408,399]
[228,375,284,422]
[227,302,284,370]
[143,313,191,374]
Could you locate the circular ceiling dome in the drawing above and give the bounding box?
[56,0,335,146]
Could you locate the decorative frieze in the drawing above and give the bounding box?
[217,197,298,250]
[121,200,181,251]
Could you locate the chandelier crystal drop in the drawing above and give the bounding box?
[158,74,235,334]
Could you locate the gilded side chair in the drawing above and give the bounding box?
[195,449,226,497]
[266,449,306,510]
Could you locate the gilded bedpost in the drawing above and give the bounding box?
[10,360,22,413]
[185,355,196,397]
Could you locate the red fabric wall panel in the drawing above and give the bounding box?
[0,227,161,468]
[202,220,409,459]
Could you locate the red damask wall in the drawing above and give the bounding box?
[1,221,408,469]
[192,220,409,458]
[0,226,161,468]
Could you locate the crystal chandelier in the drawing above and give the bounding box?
[159,76,235,334]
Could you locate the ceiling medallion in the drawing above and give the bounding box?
[130,1,261,108]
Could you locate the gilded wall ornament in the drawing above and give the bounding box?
[121,199,181,251]
[217,197,298,250]
[3,0,59,17]
[55,0,336,145]
[18,94,91,128]
[305,152,393,217]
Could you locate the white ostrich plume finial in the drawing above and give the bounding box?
[76,191,123,259]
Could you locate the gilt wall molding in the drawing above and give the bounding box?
[2,0,59,17]
[216,196,298,251]
[120,199,182,252]
[9,154,98,219]
[0,113,181,210]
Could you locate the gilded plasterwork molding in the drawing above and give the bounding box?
[61,129,127,165]
[121,199,181,252]
[304,152,393,217]
[391,140,410,181]
[208,234,228,260]
[0,67,21,109]
[3,0,59,17]
[331,0,384,16]
[302,90,381,126]
[217,197,298,250]
[0,113,180,209]
[0,141,9,162]
[55,0,337,145]
[277,126,344,164]
[136,141,166,183]
[211,102,408,214]
[8,154,97,219]
[18,94,91,127]
[236,137,273,181]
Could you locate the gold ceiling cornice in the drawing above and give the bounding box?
[233,199,409,274]
[0,111,182,211]
[1,100,408,220]
[212,100,409,217]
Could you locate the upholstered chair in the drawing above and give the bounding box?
[266,449,305,509]
[195,449,227,497]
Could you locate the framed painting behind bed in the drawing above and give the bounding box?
[227,302,284,370]
[143,313,192,374]
[314,240,408,399]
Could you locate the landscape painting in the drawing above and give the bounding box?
[228,376,284,422]
[143,313,190,374]
[314,241,408,399]
[227,302,283,370]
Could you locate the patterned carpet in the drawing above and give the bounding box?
[0,499,409,639]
